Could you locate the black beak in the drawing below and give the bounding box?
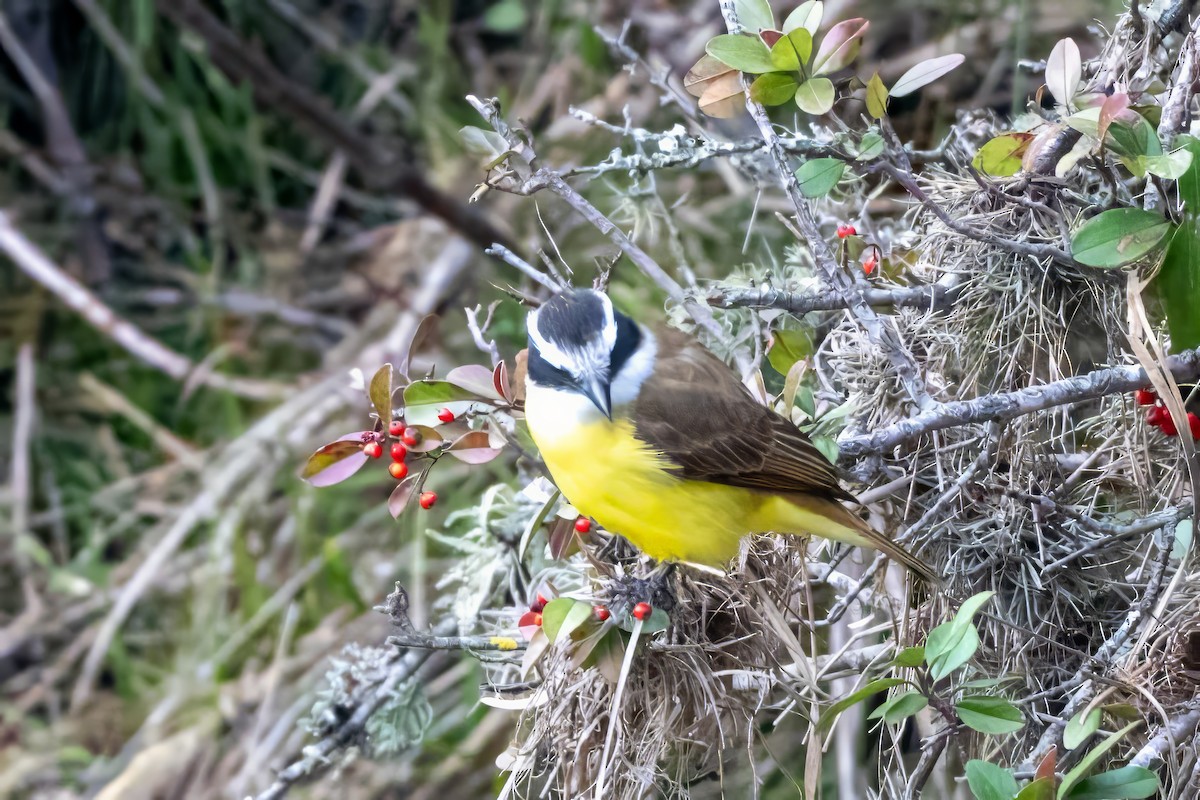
[582,375,612,420]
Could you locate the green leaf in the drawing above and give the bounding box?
[817,678,905,734]
[1156,135,1200,351]
[769,28,812,71]
[812,18,868,75]
[889,54,965,97]
[795,76,835,114]
[966,760,1020,800]
[926,590,993,679]
[781,0,823,36]
[1105,111,1163,160]
[1071,208,1173,268]
[483,0,527,32]
[1138,148,1194,179]
[794,156,844,197]
[972,134,1033,177]
[857,130,885,161]
[540,598,593,643]
[867,690,928,723]
[735,0,775,32]
[767,328,815,374]
[706,34,777,74]
[1066,766,1159,799]
[956,695,1025,734]
[1016,778,1056,800]
[929,623,979,680]
[892,646,926,667]
[865,72,888,118]
[751,72,800,105]
[1064,707,1102,750]
[403,380,484,425]
[1057,721,1142,798]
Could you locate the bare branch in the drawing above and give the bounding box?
[707,280,961,315]
[839,347,1200,458]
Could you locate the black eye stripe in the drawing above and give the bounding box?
[610,312,641,376]
[526,341,576,390]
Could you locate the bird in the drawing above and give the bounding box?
[522,288,933,580]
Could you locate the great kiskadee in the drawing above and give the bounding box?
[523,289,932,580]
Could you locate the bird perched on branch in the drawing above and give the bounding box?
[523,288,932,580]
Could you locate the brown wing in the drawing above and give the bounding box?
[633,328,854,502]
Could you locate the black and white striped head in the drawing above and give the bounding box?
[526,290,645,419]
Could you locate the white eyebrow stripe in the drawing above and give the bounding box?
[527,307,574,370]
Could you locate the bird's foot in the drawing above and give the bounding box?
[607,561,677,615]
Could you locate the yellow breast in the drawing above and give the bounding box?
[525,387,771,565]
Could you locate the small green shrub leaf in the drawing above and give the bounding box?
[973,134,1034,177]
[956,695,1025,734]
[1070,208,1173,268]
[781,0,823,36]
[965,760,1020,800]
[769,29,812,71]
[892,646,926,667]
[750,72,800,105]
[1046,38,1082,107]
[795,77,835,114]
[1016,778,1056,800]
[735,0,775,33]
[818,678,905,734]
[1063,707,1102,749]
[794,156,844,197]
[1065,765,1159,799]
[867,690,928,723]
[706,34,777,74]
[1058,720,1142,797]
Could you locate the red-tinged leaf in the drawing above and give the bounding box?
[1036,747,1057,784]
[400,313,438,379]
[407,425,445,453]
[684,54,736,98]
[387,475,419,518]
[300,434,372,487]
[813,18,868,76]
[446,431,504,464]
[493,360,512,403]
[889,53,964,97]
[518,609,543,641]
[698,71,746,118]
[446,364,504,400]
[1098,92,1130,147]
[973,133,1035,177]
[759,29,783,47]
[547,516,580,560]
[368,364,394,424]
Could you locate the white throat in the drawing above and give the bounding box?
[525,325,658,435]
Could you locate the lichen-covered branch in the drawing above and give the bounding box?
[839,347,1200,457]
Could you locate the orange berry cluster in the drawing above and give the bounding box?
[1137,388,1200,439]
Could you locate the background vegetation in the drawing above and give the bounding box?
[3,0,1195,799]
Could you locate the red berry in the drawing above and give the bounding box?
[836,224,857,239]
[574,517,591,534]
[1189,413,1200,439]
[388,461,409,480]
[390,442,408,462]
[1134,388,1157,406]
[1147,406,1167,426]
[402,427,422,447]
[594,605,610,621]
[632,602,652,621]
[531,612,543,627]
[388,419,404,437]
[437,407,455,423]
[1162,414,1179,436]
[419,491,437,509]
[363,441,383,459]
[862,256,878,276]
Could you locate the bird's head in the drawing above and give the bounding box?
[526,289,643,420]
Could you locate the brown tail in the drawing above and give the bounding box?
[807,495,938,583]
